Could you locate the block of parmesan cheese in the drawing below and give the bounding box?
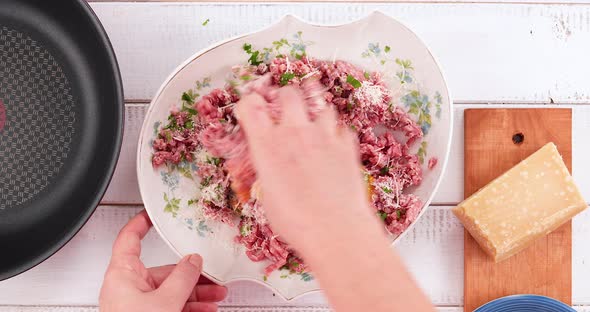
[453,142,587,262]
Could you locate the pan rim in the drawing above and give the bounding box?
[0,0,124,281]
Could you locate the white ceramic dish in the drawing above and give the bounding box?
[137,12,453,300]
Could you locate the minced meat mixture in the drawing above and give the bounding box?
[152,54,425,276]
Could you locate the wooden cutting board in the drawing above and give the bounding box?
[463,109,572,312]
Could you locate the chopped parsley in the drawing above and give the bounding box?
[377,211,388,221]
[200,176,212,187]
[346,102,353,111]
[384,45,391,53]
[202,18,210,26]
[346,74,362,88]
[182,92,194,104]
[184,107,198,115]
[279,258,302,274]
[243,43,263,66]
[279,72,296,86]
[381,186,393,194]
[219,118,227,123]
[180,90,199,116]
[163,115,178,131]
[206,157,221,166]
[350,125,357,131]
[263,276,268,282]
[164,131,172,141]
[380,166,390,175]
[364,71,370,80]
[187,199,197,206]
[396,210,402,219]
[248,51,262,66]
[388,102,394,112]
[240,223,252,236]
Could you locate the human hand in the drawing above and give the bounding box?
[236,87,383,256]
[99,210,227,312]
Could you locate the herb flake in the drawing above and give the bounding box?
[207,157,221,166]
[279,72,296,86]
[200,176,212,187]
[346,101,353,112]
[240,224,252,236]
[243,43,263,66]
[346,74,362,88]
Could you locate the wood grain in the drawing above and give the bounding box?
[90,3,590,102]
[0,206,463,306]
[5,307,590,312]
[3,306,590,312]
[463,109,573,311]
[2,2,590,310]
[0,202,590,312]
[87,0,589,3]
[2,203,590,306]
[100,103,590,205]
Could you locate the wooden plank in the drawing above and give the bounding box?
[0,205,461,306]
[101,103,590,205]
[0,204,589,306]
[0,306,453,312]
[102,104,144,205]
[2,306,590,312]
[87,0,590,3]
[0,308,333,312]
[89,3,590,102]
[463,109,573,311]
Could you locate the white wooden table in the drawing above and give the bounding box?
[1,1,590,311]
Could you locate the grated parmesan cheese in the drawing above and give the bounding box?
[285,56,292,73]
[194,147,212,164]
[353,81,387,107]
[240,200,268,225]
[200,182,227,208]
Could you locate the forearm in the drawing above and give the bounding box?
[303,216,434,312]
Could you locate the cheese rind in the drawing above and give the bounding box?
[453,142,587,262]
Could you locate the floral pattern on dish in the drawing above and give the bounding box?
[138,12,452,300]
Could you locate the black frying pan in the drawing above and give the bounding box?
[0,0,123,279]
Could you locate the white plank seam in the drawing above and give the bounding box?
[101,103,590,206]
[1,205,589,306]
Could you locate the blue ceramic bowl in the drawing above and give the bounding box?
[475,295,575,312]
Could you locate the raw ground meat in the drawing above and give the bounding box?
[428,157,438,170]
[152,55,425,276]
